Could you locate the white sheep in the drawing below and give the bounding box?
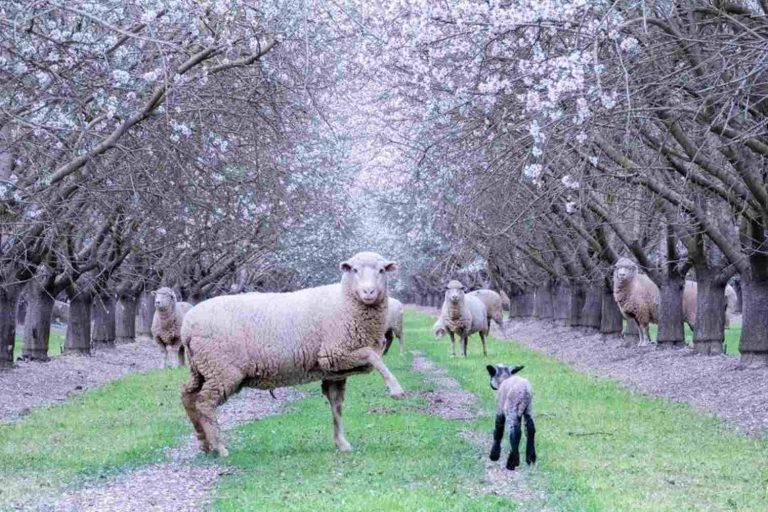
[382,297,405,355]
[151,287,193,367]
[613,258,659,346]
[487,363,536,471]
[180,251,404,457]
[682,281,738,330]
[437,280,489,357]
[467,289,505,329]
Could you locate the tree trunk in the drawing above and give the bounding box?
[732,278,743,314]
[738,276,768,365]
[534,283,554,320]
[136,291,154,340]
[691,272,727,355]
[600,282,623,336]
[0,283,23,366]
[91,295,116,346]
[115,294,138,343]
[656,275,686,348]
[523,290,536,317]
[567,283,585,328]
[553,283,569,324]
[64,292,92,355]
[22,280,55,361]
[16,295,26,325]
[581,285,602,331]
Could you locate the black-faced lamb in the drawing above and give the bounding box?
[613,258,659,346]
[180,251,404,457]
[382,297,405,355]
[487,363,536,471]
[437,280,489,357]
[151,287,193,367]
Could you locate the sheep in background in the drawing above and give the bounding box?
[438,280,489,357]
[487,363,536,471]
[682,281,739,329]
[613,258,659,346]
[151,287,193,367]
[468,289,505,329]
[382,297,405,355]
[180,251,404,457]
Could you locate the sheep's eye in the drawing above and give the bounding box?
[378,268,384,274]
[353,268,358,273]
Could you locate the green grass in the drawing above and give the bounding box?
[646,322,742,355]
[13,330,65,360]
[2,312,766,511]
[0,367,188,508]
[408,313,768,511]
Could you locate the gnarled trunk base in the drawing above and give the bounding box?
[115,295,137,344]
[92,296,116,347]
[22,282,55,361]
[0,284,22,366]
[64,293,92,355]
[738,277,768,367]
[657,276,686,348]
[691,275,726,356]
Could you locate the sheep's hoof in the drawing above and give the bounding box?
[390,388,406,400]
[216,446,229,458]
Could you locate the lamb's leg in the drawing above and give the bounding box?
[489,413,505,461]
[506,414,522,470]
[449,331,456,356]
[524,412,537,465]
[332,346,405,399]
[479,331,488,357]
[196,372,242,457]
[321,379,352,451]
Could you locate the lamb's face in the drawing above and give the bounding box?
[613,258,637,285]
[152,288,176,313]
[445,280,466,305]
[486,364,525,390]
[340,252,397,306]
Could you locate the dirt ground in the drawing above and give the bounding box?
[406,305,768,437]
[0,339,164,422]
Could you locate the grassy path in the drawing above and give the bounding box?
[1,311,767,511]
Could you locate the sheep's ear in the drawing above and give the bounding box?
[150,290,156,296]
[510,365,525,375]
[461,286,467,292]
[383,261,397,273]
[486,365,497,377]
[339,261,352,272]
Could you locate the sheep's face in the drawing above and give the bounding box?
[486,364,525,390]
[613,258,638,285]
[340,252,397,306]
[152,288,177,312]
[444,280,466,305]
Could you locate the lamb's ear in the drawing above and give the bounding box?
[339,261,352,272]
[383,261,397,273]
[486,365,497,377]
[510,365,525,375]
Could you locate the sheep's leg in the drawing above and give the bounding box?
[166,344,180,367]
[448,332,456,356]
[196,372,242,457]
[461,335,468,357]
[181,375,209,453]
[177,344,185,366]
[334,346,405,399]
[506,414,522,470]
[479,331,488,357]
[321,379,352,451]
[489,413,505,461]
[524,412,537,465]
[382,330,394,356]
[398,331,405,355]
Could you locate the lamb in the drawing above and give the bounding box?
[487,363,536,471]
[151,287,193,367]
[467,289,505,329]
[180,251,404,457]
[613,258,659,346]
[438,280,489,357]
[382,297,405,355]
[682,281,739,329]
